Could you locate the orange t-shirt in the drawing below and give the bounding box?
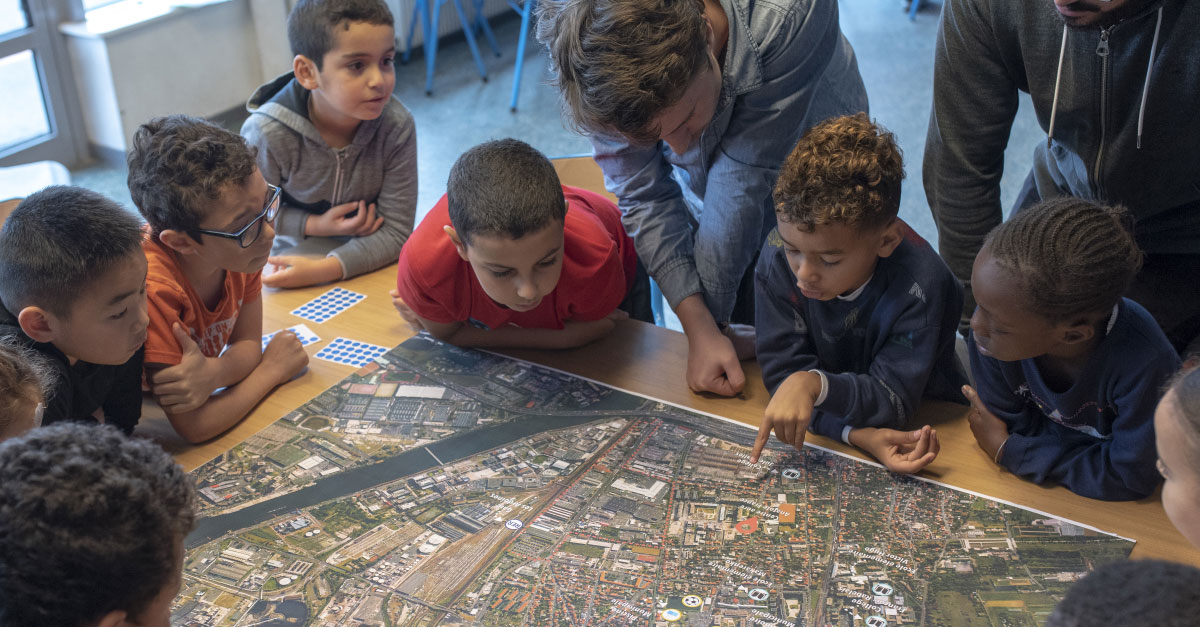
[143,236,263,366]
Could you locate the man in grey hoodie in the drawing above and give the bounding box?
[242,0,417,289]
[924,0,1200,353]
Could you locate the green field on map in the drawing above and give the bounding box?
[172,335,1134,626]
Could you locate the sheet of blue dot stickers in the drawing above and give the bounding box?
[313,337,390,367]
[261,324,321,351]
[290,287,366,323]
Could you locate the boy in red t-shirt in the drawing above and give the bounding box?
[392,139,644,349]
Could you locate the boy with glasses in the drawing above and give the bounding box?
[127,115,309,443]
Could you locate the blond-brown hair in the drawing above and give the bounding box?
[0,337,53,434]
[535,0,709,142]
[774,113,904,232]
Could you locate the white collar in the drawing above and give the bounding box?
[837,274,874,302]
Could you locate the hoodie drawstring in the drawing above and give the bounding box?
[1047,7,1165,151]
[1046,24,1069,148]
[1136,6,1163,149]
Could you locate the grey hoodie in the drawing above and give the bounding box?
[242,73,418,279]
[924,0,1200,318]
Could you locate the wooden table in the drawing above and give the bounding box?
[166,158,1200,568]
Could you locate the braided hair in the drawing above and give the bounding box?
[983,197,1141,322]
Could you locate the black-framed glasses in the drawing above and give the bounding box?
[195,184,281,248]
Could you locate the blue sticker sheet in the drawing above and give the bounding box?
[290,288,366,323]
[262,324,321,351]
[313,337,389,368]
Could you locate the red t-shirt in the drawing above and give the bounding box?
[396,185,636,330]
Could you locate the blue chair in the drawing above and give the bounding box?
[908,0,924,20]
[402,0,501,95]
[506,0,537,111]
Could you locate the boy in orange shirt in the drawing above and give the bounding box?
[127,115,309,443]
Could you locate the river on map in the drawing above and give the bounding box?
[187,413,611,548]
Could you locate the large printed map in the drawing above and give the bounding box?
[173,335,1134,627]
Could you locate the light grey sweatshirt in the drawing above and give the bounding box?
[241,73,418,279]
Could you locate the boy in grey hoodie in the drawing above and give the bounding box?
[242,0,417,289]
[923,0,1200,354]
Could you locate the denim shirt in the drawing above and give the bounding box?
[591,0,867,322]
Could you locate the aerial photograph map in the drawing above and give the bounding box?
[172,334,1135,627]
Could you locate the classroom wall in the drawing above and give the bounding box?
[65,0,262,154]
[63,0,513,156]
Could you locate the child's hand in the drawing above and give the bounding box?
[849,425,940,474]
[751,371,823,462]
[389,289,425,333]
[304,200,383,237]
[261,331,309,384]
[151,323,218,413]
[263,256,343,288]
[963,385,1010,461]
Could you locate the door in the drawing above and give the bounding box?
[0,0,85,166]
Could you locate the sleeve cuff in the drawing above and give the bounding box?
[653,258,703,311]
[274,207,309,240]
[808,369,829,406]
[841,425,854,445]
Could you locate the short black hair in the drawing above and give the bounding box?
[0,422,196,626]
[1045,559,1200,627]
[0,186,144,318]
[288,0,394,70]
[446,139,566,245]
[127,114,258,239]
[983,196,1141,322]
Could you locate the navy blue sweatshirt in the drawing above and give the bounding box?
[755,226,967,441]
[968,298,1178,501]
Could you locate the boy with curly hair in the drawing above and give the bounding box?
[751,114,967,473]
[127,114,309,443]
[535,0,867,398]
[0,422,196,626]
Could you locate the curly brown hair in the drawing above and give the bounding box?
[535,0,709,142]
[126,114,258,239]
[774,113,904,232]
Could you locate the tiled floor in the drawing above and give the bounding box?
[71,0,1040,261]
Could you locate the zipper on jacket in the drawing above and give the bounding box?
[332,150,346,206]
[1093,27,1111,196]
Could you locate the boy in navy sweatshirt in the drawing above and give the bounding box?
[751,114,967,473]
[964,197,1178,501]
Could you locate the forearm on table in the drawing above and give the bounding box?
[674,294,723,340]
[329,216,410,278]
[165,361,287,443]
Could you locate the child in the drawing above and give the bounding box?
[392,139,641,349]
[751,114,967,473]
[0,422,195,626]
[964,197,1180,501]
[0,186,149,435]
[127,115,309,443]
[1155,366,1200,548]
[1044,559,1200,627]
[0,337,53,441]
[241,0,417,289]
